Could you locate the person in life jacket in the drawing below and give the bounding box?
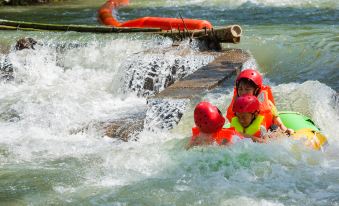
[226,69,294,135]
[230,94,271,143]
[187,101,243,149]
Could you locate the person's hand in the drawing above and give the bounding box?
[242,132,267,143]
[284,128,294,136]
[251,136,267,143]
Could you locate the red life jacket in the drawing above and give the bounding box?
[226,85,275,130]
[190,127,243,146]
[262,85,275,105]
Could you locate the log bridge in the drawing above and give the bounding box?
[0,20,242,49]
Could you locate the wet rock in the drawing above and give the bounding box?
[332,93,339,114]
[198,38,222,51]
[71,112,146,142]
[0,55,14,82]
[72,99,188,142]
[0,37,39,82]
[103,118,144,141]
[0,109,21,122]
[15,37,37,50]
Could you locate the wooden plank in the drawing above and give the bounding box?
[151,48,249,99]
[158,25,242,44]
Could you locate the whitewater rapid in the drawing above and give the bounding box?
[0,0,339,204]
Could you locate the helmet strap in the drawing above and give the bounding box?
[254,87,260,96]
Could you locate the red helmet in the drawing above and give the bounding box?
[236,69,263,89]
[233,95,260,113]
[194,101,225,133]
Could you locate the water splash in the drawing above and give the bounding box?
[0,11,338,204]
[145,98,190,131]
[120,40,215,96]
[332,93,339,114]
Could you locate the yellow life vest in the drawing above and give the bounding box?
[230,115,265,136]
[226,88,275,129]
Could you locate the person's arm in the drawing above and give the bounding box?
[273,116,294,135]
[269,101,294,135]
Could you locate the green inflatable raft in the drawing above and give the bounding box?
[279,111,327,150]
[279,111,319,132]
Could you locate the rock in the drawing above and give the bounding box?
[0,37,38,82]
[15,37,37,50]
[0,55,14,82]
[70,112,146,142]
[332,93,339,114]
[103,118,144,141]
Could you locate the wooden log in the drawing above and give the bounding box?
[157,25,242,44]
[0,19,161,33]
[0,20,242,44]
[0,25,41,31]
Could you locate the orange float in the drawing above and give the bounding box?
[98,0,213,30]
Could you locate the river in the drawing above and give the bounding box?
[0,0,338,205]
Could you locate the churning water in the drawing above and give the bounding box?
[0,0,338,205]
